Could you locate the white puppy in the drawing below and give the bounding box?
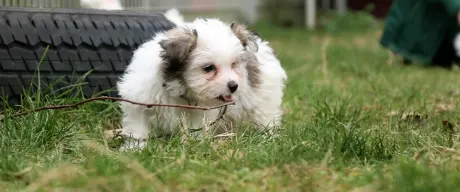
[117,18,287,150]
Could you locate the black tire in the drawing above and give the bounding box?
[0,6,175,107]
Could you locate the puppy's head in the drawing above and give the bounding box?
[159,19,261,105]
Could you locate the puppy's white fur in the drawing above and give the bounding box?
[163,8,186,26]
[117,18,287,150]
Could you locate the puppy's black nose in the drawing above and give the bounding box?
[227,81,238,93]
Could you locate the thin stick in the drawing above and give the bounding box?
[1,96,235,120]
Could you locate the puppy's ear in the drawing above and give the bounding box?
[159,28,198,63]
[159,27,198,80]
[230,22,258,52]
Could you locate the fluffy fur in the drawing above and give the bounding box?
[117,18,287,151]
[164,8,186,26]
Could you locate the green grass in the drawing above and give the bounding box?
[2,15,460,191]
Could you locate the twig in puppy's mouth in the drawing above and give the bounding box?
[0,96,235,121]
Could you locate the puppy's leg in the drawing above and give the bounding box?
[119,103,151,151]
[250,105,283,135]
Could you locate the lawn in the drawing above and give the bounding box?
[1,13,460,191]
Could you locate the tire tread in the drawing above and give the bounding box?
[0,7,175,107]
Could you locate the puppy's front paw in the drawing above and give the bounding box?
[119,137,147,152]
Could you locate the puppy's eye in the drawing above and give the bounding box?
[203,64,216,73]
[231,62,237,68]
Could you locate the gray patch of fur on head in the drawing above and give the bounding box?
[159,27,198,82]
[240,51,261,88]
[230,22,262,88]
[230,22,259,52]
